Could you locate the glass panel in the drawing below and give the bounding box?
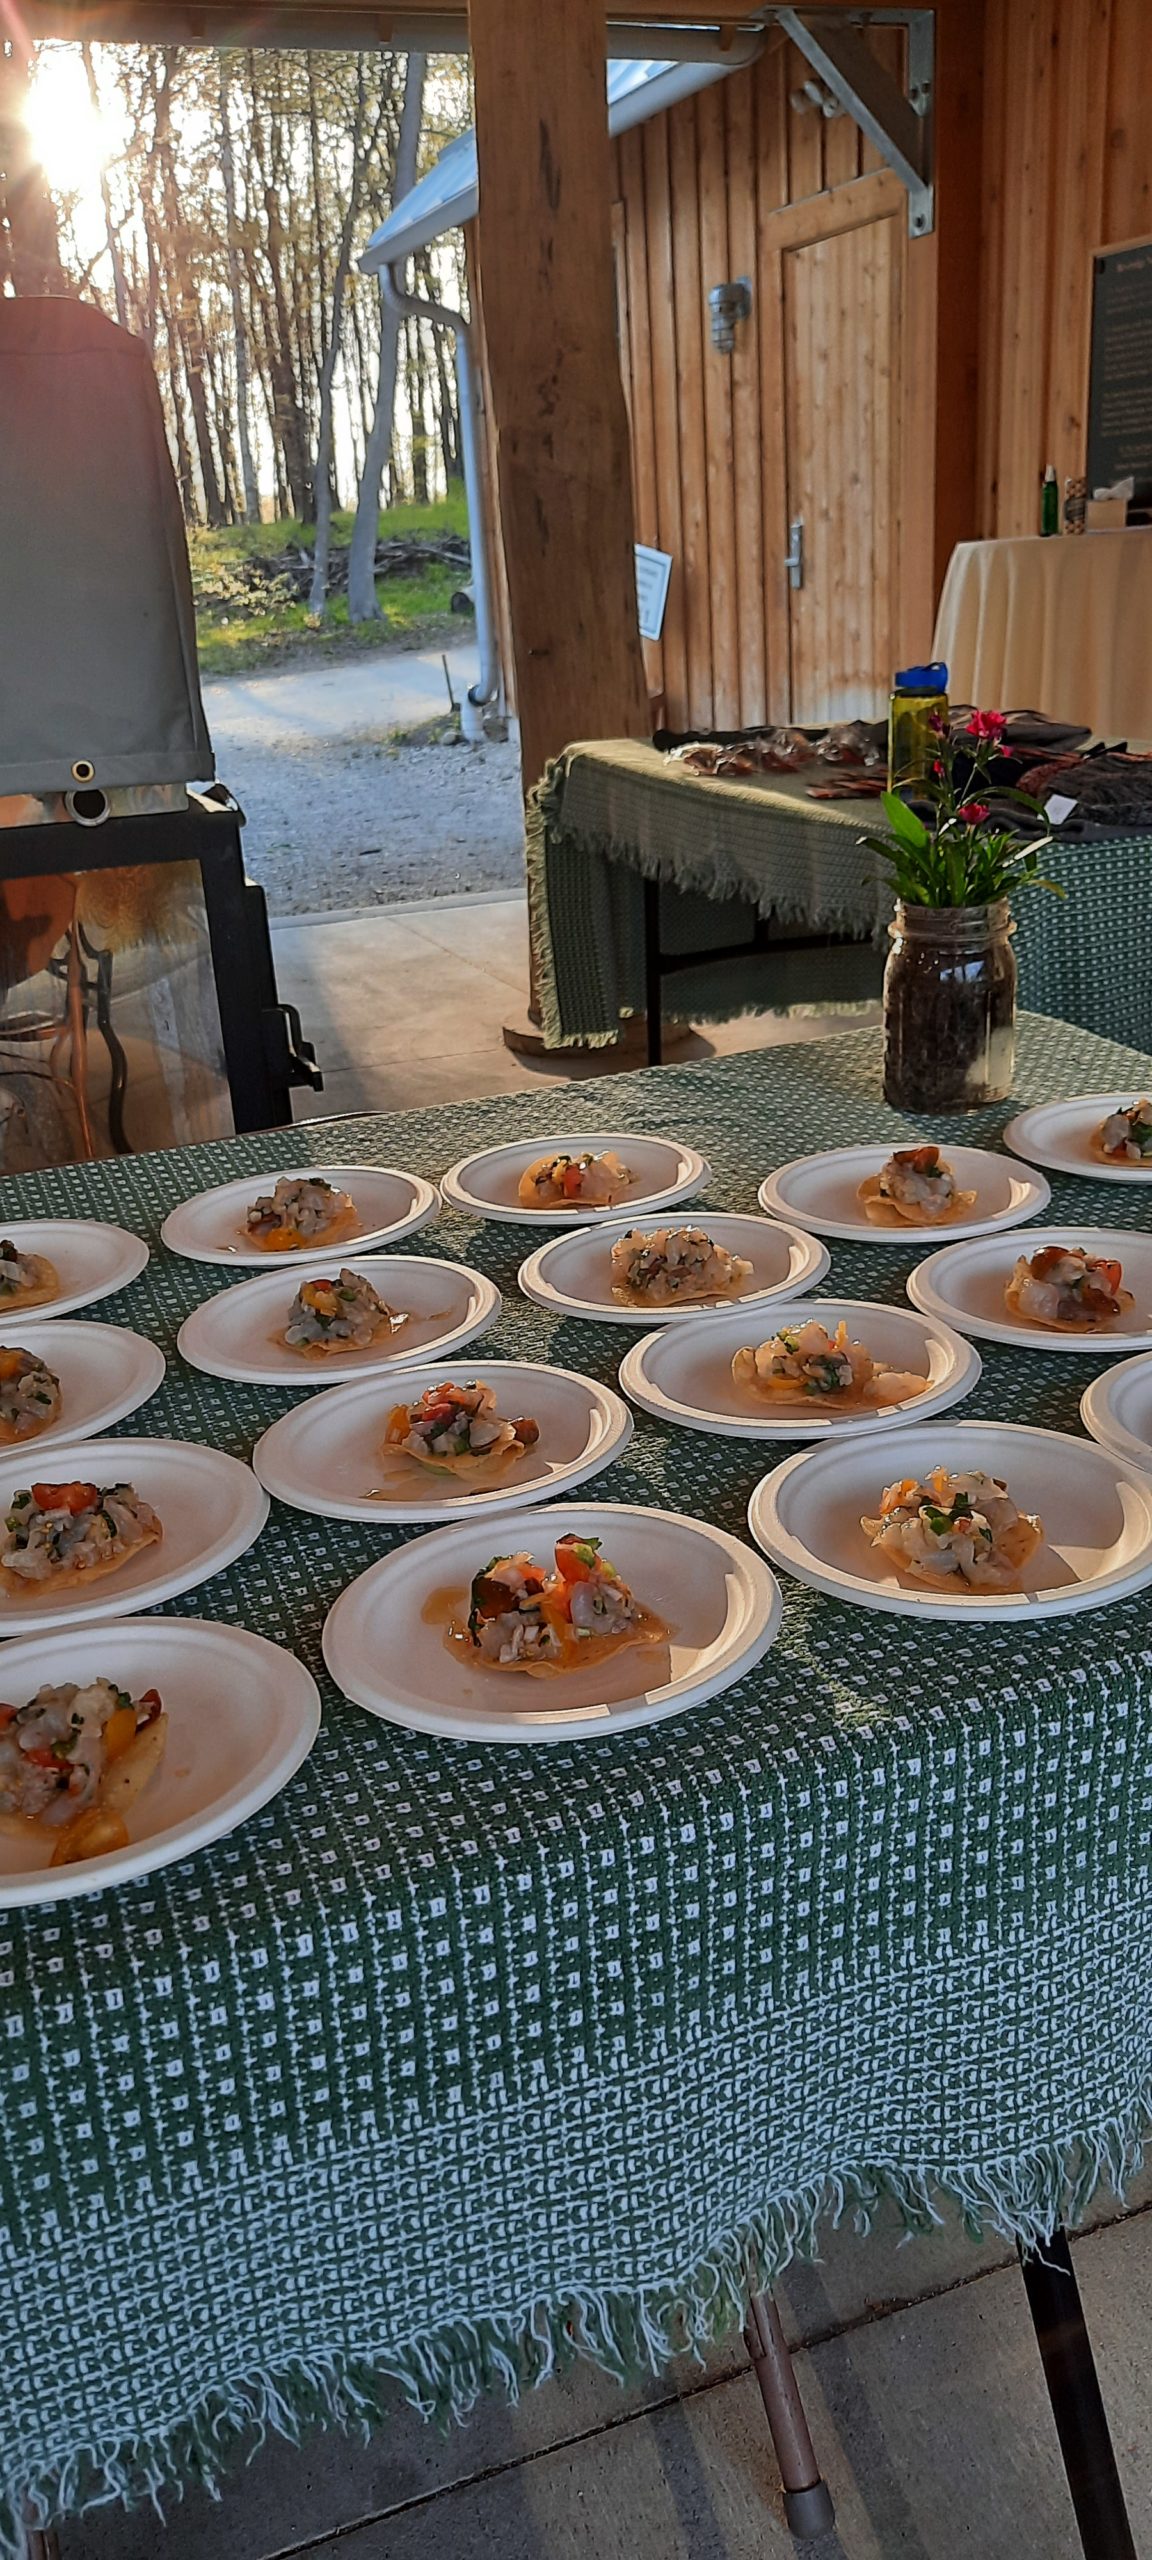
[0,862,233,1172]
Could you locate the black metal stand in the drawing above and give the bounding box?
[1018,2228,1137,2560]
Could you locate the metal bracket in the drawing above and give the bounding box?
[776,8,934,236]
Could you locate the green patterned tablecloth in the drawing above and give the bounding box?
[9,1013,1152,2551]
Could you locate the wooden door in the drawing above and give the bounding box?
[781,211,901,723]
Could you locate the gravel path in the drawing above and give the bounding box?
[202,645,525,915]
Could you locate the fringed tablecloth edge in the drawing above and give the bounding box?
[10,2107,1149,2557]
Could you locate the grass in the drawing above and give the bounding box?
[190,488,471,679]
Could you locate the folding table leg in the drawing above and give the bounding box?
[642,875,663,1067]
[744,2285,835,2539]
[1018,2227,1136,2560]
[21,2522,60,2559]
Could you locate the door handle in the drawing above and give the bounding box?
[784,518,805,590]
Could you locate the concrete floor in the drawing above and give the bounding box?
[270,889,881,1120]
[74,2180,1152,2559]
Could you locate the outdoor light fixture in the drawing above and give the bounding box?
[707,279,752,356]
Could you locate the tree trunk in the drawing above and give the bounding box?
[218,49,260,523]
[346,49,425,622]
[0,40,68,295]
[309,56,385,615]
[81,42,128,326]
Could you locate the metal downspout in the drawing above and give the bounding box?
[382,260,500,738]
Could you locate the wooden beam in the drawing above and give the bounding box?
[468,0,650,797]
[899,0,987,654]
[19,0,866,36]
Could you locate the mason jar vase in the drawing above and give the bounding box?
[882,899,1017,1112]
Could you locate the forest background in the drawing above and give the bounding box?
[0,40,473,672]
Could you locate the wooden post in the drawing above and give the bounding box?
[899,0,987,655]
[468,0,651,1042]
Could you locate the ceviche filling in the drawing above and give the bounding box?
[283,1267,403,1351]
[462,1534,647,1669]
[610,1226,753,1305]
[0,1678,161,1828]
[517,1150,632,1209]
[0,1346,61,1437]
[859,1145,975,1225]
[1097,1100,1152,1162]
[387,1380,539,1472]
[862,1467,1043,1590]
[0,1480,162,1584]
[1007,1246,1132,1329]
[246,1175,356,1249]
[732,1317,922,1405]
[0,1241,55,1302]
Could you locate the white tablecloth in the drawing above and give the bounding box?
[933,530,1152,740]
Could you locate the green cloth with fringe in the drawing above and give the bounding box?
[526,742,1152,1056]
[526,739,887,1046]
[10,1011,1152,2551]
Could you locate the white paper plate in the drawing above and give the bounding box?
[907,1228,1152,1352]
[0,1321,165,1451]
[253,1361,634,1523]
[0,1617,320,1906]
[748,1421,1152,1620]
[177,1255,501,1387]
[323,1501,782,1743]
[1081,1353,1152,1473]
[517,1212,829,1326]
[0,1219,148,1317]
[161,1162,439,1266]
[1005,1094,1152,1183]
[758,1145,1050,1244]
[619,1299,981,1440]
[0,1438,269,1636]
[441,1132,710,1226]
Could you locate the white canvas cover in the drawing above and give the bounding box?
[0,298,214,792]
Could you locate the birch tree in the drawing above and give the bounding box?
[346,49,425,622]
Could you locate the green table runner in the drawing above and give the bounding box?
[9,1014,1152,2551]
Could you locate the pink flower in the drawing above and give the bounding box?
[965,709,1007,740]
[928,708,948,735]
[956,799,990,824]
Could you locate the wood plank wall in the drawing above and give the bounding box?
[979,0,1152,535]
[614,28,905,730]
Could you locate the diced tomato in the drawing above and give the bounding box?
[24,1745,61,1768]
[560,1162,584,1198]
[31,1481,97,1514]
[554,1535,598,1583]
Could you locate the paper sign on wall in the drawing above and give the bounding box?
[635,544,672,642]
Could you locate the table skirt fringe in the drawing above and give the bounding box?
[9,2105,1148,2559]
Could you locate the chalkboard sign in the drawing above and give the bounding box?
[1087,236,1152,503]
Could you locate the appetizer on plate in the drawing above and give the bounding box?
[245,1175,359,1253]
[0,1480,162,1597]
[518,1149,632,1210]
[384,1380,539,1480]
[0,1238,59,1311]
[279,1267,407,1357]
[1095,1100,1152,1165]
[858,1146,977,1228]
[862,1466,1043,1592]
[1005,1245,1134,1331]
[0,1347,62,1443]
[732,1317,923,1413]
[611,1225,753,1307]
[0,1675,167,1865]
[452,1532,663,1676]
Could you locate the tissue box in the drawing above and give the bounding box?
[1085,497,1129,529]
